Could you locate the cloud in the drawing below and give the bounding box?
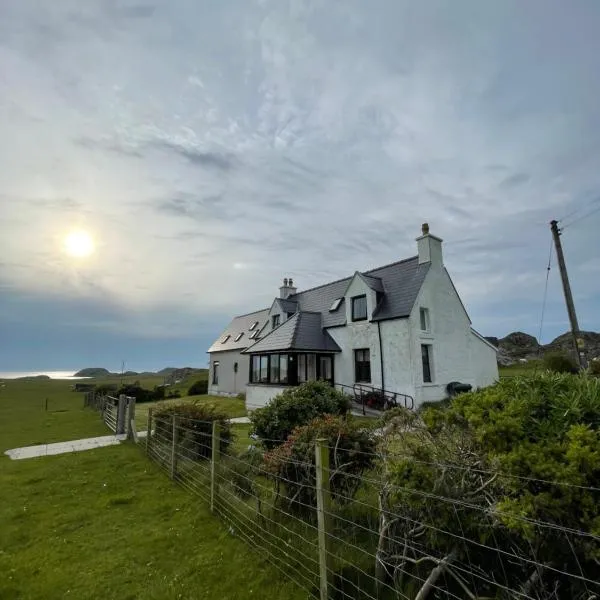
[0,0,599,368]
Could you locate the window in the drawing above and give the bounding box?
[421,344,433,383]
[221,334,230,343]
[330,298,342,312]
[307,354,316,380]
[287,312,295,319]
[319,356,332,381]
[259,355,269,383]
[354,349,371,382]
[251,355,260,382]
[249,330,259,340]
[420,308,430,331]
[272,314,280,328]
[234,332,244,342]
[297,354,307,383]
[212,361,219,385]
[270,356,280,383]
[249,321,258,331]
[351,295,367,321]
[279,355,288,383]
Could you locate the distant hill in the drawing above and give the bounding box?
[491,330,600,365]
[74,366,207,381]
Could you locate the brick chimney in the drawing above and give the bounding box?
[416,223,443,267]
[279,277,297,299]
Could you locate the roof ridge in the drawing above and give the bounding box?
[233,307,270,318]
[288,255,418,299]
[289,311,303,347]
[363,255,418,274]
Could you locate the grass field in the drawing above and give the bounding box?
[0,378,307,600]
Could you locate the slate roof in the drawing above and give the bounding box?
[207,308,270,353]
[288,255,429,327]
[242,312,341,354]
[208,255,430,353]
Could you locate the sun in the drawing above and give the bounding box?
[64,230,95,258]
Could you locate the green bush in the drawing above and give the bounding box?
[250,381,351,449]
[543,351,578,373]
[264,415,376,512]
[379,373,600,599]
[93,383,118,396]
[153,403,232,460]
[590,360,600,376]
[187,379,208,396]
[116,384,164,403]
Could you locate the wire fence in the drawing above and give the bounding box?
[142,410,600,600]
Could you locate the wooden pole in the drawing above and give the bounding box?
[550,220,587,368]
[145,408,153,455]
[210,421,220,514]
[170,416,179,480]
[315,438,332,600]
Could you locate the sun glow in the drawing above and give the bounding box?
[64,230,95,258]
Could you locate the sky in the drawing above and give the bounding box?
[1,0,600,372]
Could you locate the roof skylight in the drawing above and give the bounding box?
[329,298,342,312]
[234,333,244,342]
[221,335,230,343]
[249,321,259,331]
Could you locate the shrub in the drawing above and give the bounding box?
[589,360,600,376]
[93,383,118,396]
[264,415,376,512]
[379,372,600,599]
[166,390,182,399]
[153,403,232,460]
[188,379,208,396]
[543,351,578,373]
[250,381,351,449]
[116,384,163,403]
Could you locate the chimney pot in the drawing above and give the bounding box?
[422,222,430,235]
[289,278,293,287]
[283,278,288,286]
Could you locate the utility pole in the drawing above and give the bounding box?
[550,220,587,369]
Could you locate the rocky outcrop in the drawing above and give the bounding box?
[495,330,600,365]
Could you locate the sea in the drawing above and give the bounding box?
[0,371,87,380]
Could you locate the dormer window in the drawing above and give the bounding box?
[234,333,244,342]
[221,335,230,343]
[272,314,280,328]
[351,295,367,321]
[329,298,342,312]
[249,321,258,331]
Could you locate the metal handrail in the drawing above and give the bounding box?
[336,382,414,414]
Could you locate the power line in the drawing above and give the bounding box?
[537,236,553,350]
[561,200,600,229]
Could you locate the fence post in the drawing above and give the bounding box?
[117,395,127,435]
[315,438,332,600]
[145,408,153,455]
[170,416,179,480]
[210,421,220,514]
[126,396,137,441]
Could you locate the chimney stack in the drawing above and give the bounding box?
[416,223,443,267]
[279,276,297,299]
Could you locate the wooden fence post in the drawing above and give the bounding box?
[315,438,332,600]
[117,395,127,435]
[210,421,220,514]
[145,408,153,455]
[126,396,137,441]
[170,416,179,480]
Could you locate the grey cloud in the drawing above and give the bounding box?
[499,172,531,189]
[152,140,235,171]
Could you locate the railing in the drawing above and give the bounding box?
[103,396,119,433]
[336,382,414,413]
[83,392,136,437]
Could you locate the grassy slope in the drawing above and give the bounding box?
[0,379,306,600]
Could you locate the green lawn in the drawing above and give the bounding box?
[0,379,307,600]
[498,360,543,378]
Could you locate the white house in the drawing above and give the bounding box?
[207,224,498,410]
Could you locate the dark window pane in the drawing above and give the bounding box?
[307,354,316,381]
[421,345,432,383]
[352,295,367,321]
[251,356,260,383]
[212,362,219,385]
[320,356,332,381]
[354,349,371,383]
[272,314,280,328]
[280,355,288,383]
[270,355,280,383]
[298,354,306,383]
[260,355,269,382]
